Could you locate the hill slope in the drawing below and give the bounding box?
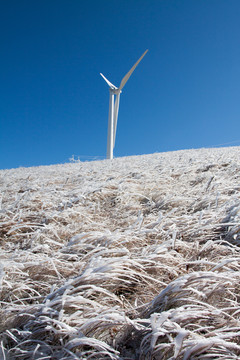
[1,147,240,359]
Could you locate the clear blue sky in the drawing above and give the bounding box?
[1,0,240,169]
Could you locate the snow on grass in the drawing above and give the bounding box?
[1,146,240,359]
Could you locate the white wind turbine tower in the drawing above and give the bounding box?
[100,49,148,160]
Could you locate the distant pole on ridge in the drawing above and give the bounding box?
[100,49,148,160]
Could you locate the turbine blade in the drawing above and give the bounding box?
[113,93,120,147]
[119,49,148,90]
[100,73,117,89]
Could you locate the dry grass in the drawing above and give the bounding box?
[1,146,240,359]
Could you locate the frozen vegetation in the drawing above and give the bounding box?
[1,146,240,359]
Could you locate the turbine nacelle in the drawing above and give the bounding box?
[111,88,122,95]
[100,49,148,159]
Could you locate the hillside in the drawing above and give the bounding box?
[1,147,240,359]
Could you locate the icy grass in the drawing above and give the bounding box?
[1,147,240,359]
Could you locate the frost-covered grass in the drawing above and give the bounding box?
[1,146,240,359]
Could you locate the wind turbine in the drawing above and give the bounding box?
[100,49,148,160]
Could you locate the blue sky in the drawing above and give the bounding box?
[1,0,240,169]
